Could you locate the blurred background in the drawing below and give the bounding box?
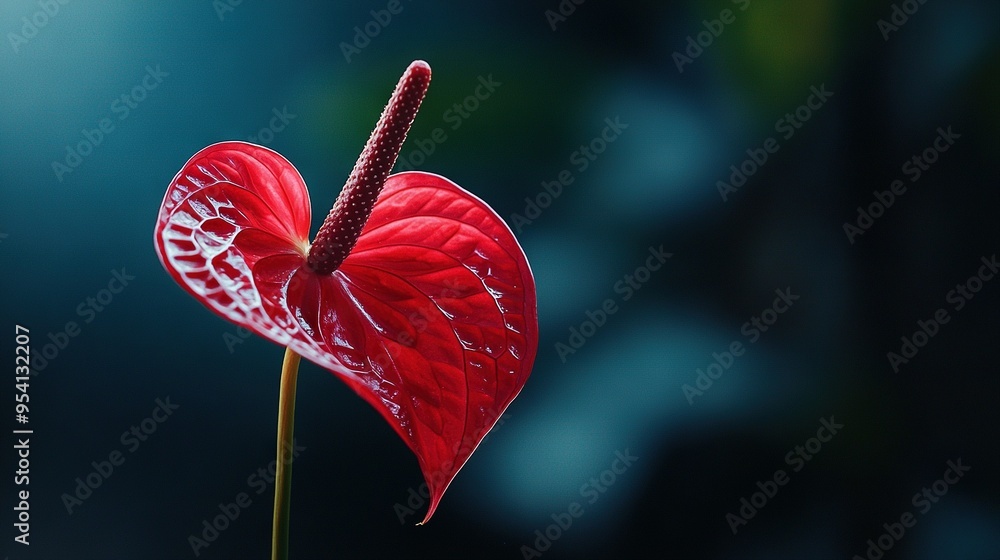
[2,1,998,558]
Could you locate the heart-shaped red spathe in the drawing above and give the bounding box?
[154,141,537,522]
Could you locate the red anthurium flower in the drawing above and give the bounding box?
[154,61,537,525]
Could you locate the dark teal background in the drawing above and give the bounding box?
[2,1,998,559]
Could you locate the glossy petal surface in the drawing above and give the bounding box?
[154,142,537,523]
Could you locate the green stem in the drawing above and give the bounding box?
[272,347,301,560]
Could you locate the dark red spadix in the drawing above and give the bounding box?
[308,60,431,274]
